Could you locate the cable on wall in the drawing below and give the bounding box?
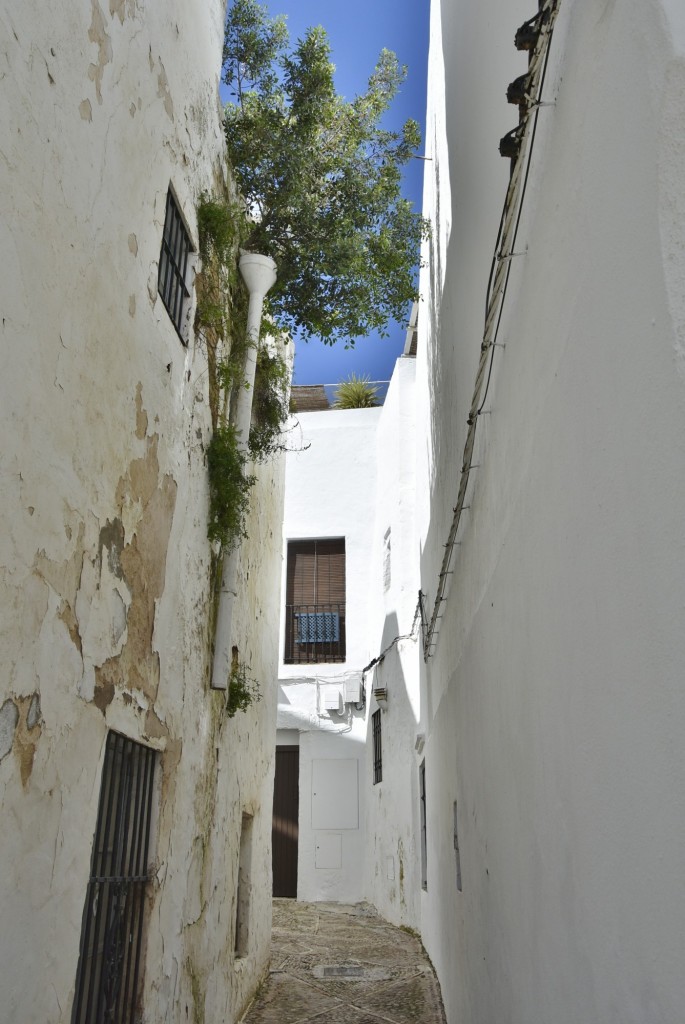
[423,0,561,660]
[361,591,423,681]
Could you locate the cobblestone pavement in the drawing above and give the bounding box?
[241,899,446,1024]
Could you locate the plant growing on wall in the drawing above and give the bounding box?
[197,194,291,562]
[207,423,256,549]
[222,0,429,346]
[195,193,252,427]
[248,346,291,460]
[333,374,380,409]
[227,650,261,717]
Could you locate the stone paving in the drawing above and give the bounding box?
[241,899,446,1024]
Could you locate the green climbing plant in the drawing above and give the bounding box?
[206,423,256,550]
[248,346,291,461]
[227,654,261,717]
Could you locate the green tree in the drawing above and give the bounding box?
[223,0,428,346]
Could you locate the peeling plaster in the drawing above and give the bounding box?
[0,4,284,1016]
[87,0,112,105]
[34,520,85,610]
[13,693,43,786]
[144,706,169,742]
[135,382,147,438]
[147,266,158,304]
[0,699,19,762]
[109,0,137,26]
[57,598,82,657]
[98,517,125,581]
[156,62,174,121]
[92,433,177,702]
[26,692,41,731]
[0,693,42,784]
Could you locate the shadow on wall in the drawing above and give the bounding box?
[366,609,421,727]
[364,610,423,920]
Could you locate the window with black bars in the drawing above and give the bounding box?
[372,708,382,784]
[284,539,346,663]
[158,189,193,340]
[419,760,427,891]
[71,731,157,1024]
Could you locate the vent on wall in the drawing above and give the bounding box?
[374,686,388,710]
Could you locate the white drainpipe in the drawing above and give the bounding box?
[211,251,277,690]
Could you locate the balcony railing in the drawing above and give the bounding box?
[284,603,346,664]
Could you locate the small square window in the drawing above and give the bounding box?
[158,189,194,342]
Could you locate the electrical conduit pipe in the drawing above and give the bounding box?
[211,251,277,690]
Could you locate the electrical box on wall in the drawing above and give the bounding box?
[315,833,342,869]
[321,683,344,713]
[311,759,359,830]
[344,673,362,703]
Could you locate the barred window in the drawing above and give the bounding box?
[420,760,427,891]
[158,189,193,341]
[284,539,346,664]
[71,732,157,1024]
[372,708,382,784]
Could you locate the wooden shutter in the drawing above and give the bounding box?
[314,539,345,604]
[286,541,316,605]
[286,539,345,605]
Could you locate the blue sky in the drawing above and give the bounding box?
[223,0,429,386]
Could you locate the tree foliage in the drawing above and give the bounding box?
[223,0,429,346]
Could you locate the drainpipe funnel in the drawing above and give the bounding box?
[211,251,277,691]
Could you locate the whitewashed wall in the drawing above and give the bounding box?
[362,356,423,929]
[416,1,685,1022]
[0,2,284,1021]
[279,407,381,677]
[277,408,380,902]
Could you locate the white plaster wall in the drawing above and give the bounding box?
[277,408,380,903]
[362,357,424,929]
[279,408,381,678]
[416,1,685,1022]
[0,2,284,1021]
[276,681,367,903]
[298,717,367,904]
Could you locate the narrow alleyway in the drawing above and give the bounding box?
[242,900,446,1024]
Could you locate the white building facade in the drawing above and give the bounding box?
[411,1,685,1022]
[276,3,685,1023]
[275,402,380,904]
[274,357,424,924]
[0,3,285,1021]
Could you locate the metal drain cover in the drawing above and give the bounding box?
[312,965,392,982]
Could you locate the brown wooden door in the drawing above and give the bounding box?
[272,746,299,898]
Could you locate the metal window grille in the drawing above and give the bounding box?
[158,189,192,340]
[372,709,382,784]
[71,731,157,1024]
[284,540,346,663]
[453,799,462,892]
[419,760,427,891]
